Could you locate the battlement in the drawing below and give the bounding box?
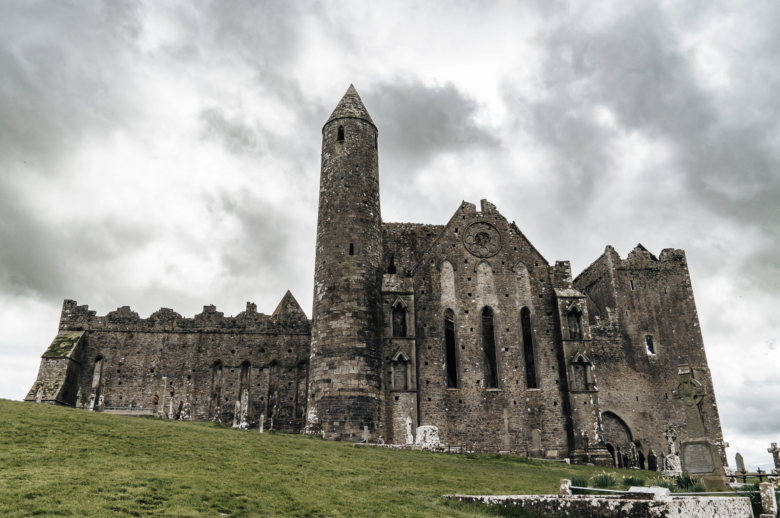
[58,291,310,335]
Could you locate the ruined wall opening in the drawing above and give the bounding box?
[90,356,104,409]
[337,125,344,141]
[387,253,397,274]
[392,305,407,338]
[481,307,498,388]
[238,361,250,419]
[295,361,308,419]
[209,361,223,419]
[520,307,538,389]
[444,309,459,388]
[645,335,655,355]
[267,361,280,423]
[601,412,633,465]
[567,307,582,340]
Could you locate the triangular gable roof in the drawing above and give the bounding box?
[272,290,307,318]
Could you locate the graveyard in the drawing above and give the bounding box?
[0,397,728,518]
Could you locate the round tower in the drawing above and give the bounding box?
[308,85,384,440]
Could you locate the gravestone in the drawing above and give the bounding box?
[616,446,624,468]
[662,425,682,477]
[502,408,512,448]
[75,387,82,409]
[405,415,414,445]
[767,443,780,474]
[672,364,728,489]
[414,425,441,450]
[259,413,265,433]
[736,452,746,473]
[232,400,241,428]
[363,426,369,443]
[35,387,43,403]
[647,449,656,471]
[530,429,542,458]
[159,377,167,417]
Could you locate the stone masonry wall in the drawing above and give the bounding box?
[408,200,571,453]
[574,245,725,462]
[28,294,311,428]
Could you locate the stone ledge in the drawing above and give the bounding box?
[442,494,753,518]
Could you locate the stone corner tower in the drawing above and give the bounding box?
[307,85,384,441]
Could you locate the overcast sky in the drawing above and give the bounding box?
[1,0,778,469]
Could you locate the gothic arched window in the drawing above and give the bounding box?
[481,307,498,388]
[444,309,458,388]
[521,307,538,389]
[567,307,582,340]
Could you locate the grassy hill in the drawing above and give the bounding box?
[0,399,644,517]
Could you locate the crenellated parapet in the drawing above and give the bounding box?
[58,291,310,335]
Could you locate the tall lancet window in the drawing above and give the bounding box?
[444,309,458,388]
[521,308,538,389]
[392,305,407,338]
[337,125,345,141]
[481,307,499,388]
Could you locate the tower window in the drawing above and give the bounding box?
[444,309,459,388]
[645,335,655,355]
[630,279,635,291]
[337,125,345,141]
[521,308,538,389]
[481,307,498,388]
[375,133,378,150]
[349,243,354,255]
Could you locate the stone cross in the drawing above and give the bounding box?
[736,452,746,473]
[159,377,168,417]
[671,364,706,439]
[665,424,678,455]
[767,443,780,470]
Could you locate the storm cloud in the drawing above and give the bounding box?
[1,0,778,468]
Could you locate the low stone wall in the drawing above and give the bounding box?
[443,494,754,518]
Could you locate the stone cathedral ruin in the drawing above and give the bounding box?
[26,85,726,466]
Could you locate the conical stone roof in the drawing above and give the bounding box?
[325,84,375,127]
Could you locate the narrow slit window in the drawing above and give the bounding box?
[645,335,655,355]
[349,243,354,255]
[444,309,458,388]
[630,279,635,291]
[481,307,498,388]
[337,125,345,141]
[521,308,538,389]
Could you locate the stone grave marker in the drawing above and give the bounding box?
[530,429,542,458]
[648,449,657,471]
[672,364,728,489]
[736,452,746,473]
[767,443,780,474]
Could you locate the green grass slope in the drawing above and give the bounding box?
[0,399,642,517]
